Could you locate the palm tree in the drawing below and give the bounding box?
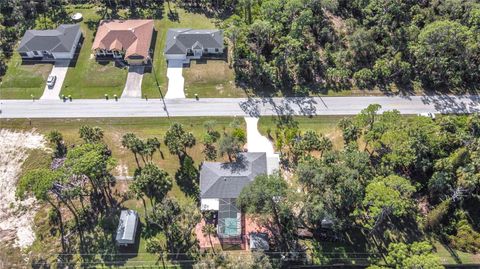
[202,223,217,254]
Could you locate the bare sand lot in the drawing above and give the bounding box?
[0,129,45,248]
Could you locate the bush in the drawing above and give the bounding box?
[353,68,375,89]
[450,219,480,253]
[425,199,451,231]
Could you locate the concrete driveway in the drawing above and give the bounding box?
[40,60,70,100]
[165,60,185,99]
[244,117,280,174]
[121,65,144,98]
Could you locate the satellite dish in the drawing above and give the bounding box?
[71,13,83,22]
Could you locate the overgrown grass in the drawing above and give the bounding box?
[2,117,242,176]
[0,53,52,99]
[60,7,128,99]
[257,115,345,150]
[2,117,246,267]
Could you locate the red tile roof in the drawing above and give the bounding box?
[92,20,154,60]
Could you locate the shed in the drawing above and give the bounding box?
[116,210,138,246]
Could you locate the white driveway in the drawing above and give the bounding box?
[244,117,280,174]
[165,60,185,99]
[121,66,144,98]
[40,60,70,100]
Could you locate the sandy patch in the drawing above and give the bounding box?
[0,129,46,248]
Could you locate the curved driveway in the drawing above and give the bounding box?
[1,95,479,118]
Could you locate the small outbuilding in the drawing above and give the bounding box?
[116,210,138,246]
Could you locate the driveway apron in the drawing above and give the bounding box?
[40,60,70,100]
[244,117,280,174]
[121,65,144,98]
[165,60,185,99]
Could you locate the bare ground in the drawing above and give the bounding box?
[0,129,46,248]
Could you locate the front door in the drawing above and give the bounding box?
[194,49,203,57]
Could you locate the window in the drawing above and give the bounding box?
[33,51,39,56]
[19,52,28,57]
[215,48,219,52]
[204,48,208,52]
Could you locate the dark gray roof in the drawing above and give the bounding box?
[200,152,267,199]
[249,232,269,250]
[165,28,223,55]
[18,24,81,53]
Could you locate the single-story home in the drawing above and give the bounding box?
[116,210,138,246]
[164,28,224,62]
[18,24,82,60]
[92,20,154,65]
[199,152,267,242]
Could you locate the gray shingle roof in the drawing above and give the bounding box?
[164,28,223,55]
[200,152,267,199]
[18,24,81,53]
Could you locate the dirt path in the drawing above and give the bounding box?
[0,129,45,248]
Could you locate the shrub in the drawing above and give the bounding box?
[450,219,480,253]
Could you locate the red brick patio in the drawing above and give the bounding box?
[195,214,271,250]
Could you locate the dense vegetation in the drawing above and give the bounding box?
[222,0,480,95]
[237,107,480,268]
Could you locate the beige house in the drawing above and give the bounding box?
[92,20,154,65]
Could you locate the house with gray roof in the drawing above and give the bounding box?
[164,29,224,62]
[200,152,267,239]
[18,24,82,61]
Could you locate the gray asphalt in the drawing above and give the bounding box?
[1,95,479,118]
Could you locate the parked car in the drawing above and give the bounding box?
[418,112,436,119]
[47,75,57,88]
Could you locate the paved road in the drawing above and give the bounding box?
[1,95,479,118]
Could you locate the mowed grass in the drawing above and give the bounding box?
[60,7,128,99]
[142,5,246,99]
[184,60,247,98]
[258,115,345,150]
[0,53,52,99]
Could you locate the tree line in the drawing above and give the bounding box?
[222,0,480,95]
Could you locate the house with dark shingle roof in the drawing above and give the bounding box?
[164,29,224,62]
[200,152,267,239]
[18,24,82,61]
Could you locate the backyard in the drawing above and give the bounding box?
[60,6,128,99]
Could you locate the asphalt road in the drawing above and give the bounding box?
[1,95,479,118]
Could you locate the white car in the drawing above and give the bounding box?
[418,112,436,119]
[47,75,57,88]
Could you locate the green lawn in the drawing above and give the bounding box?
[184,60,248,98]
[142,4,242,99]
[0,53,52,99]
[60,7,128,99]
